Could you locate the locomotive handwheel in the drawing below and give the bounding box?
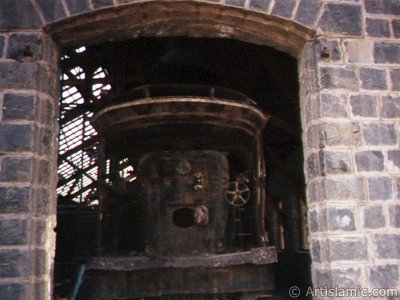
[225,181,250,207]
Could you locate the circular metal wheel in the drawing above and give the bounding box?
[225,181,250,207]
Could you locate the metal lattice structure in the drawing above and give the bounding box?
[57,47,111,205]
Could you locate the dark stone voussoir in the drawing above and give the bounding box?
[271,0,296,18]
[249,0,271,11]
[0,125,35,152]
[66,0,90,15]
[365,0,400,15]
[36,0,67,23]
[295,0,322,27]
[318,3,362,36]
[225,0,246,7]
[0,0,42,29]
[92,0,116,8]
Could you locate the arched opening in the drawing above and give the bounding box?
[48,2,315,299]
[54,36,311,299]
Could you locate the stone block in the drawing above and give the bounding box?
[368,177,393,200]
[365,0,400,15]
[295,0,322,27]
[321,93,348,118]
[344,40,373,64]
[308,209,319,233]
[366,18,391,38]
[390,69,400,91]
[370,265,399,289]
[329,238,367,261]
[350,95,377,118]
[306,125,320,150]
[34,188,55,216]
[34,249,47,276]
[389,205,400,227]
[0,0,41,28]
[271,0,296,18]
[34,220,47,246]
[382,96,400,118]
[394,20,400,38]
[318,3,362,36]
[363,205,385,228]
[320,150,352,175]
[0,187,30,214]
[323,177,365,200]
[39,128,54,157]
[0,61,40,90]
[331,267,362,288]
[374,42,400,64]
[7,33,43,62]
[92,0,115,8]
[313,268,332,288]
[315,38,342,62]
[304,96,321,124]
[0,250,30,278]
[362,123,397,145]
[36,0,66,23]
[355,151,384,172]
[0,219,28,245]
[249,0,271,11]
[66,0,90,14]
[320,66,358,91]
[327,207,355,231]
[311,240,321,263]
[40,98,57,126]
[0,157,34,183]
[307,180,322,204]
[38,160,52,185]
[306,152,321,179]
[374,234,400,259]
[2,93,36,121]
[320,122,361,146]
[360,68,387,90]
[0,36,5,57]
[0,125,35,152]
[0,283,27,300]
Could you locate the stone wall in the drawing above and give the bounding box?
[0,0,398,299]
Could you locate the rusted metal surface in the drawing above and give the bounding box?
[80,85,277,299]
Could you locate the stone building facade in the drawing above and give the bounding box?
[0,0,399,299]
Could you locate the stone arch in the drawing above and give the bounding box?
[44,1,315,57]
